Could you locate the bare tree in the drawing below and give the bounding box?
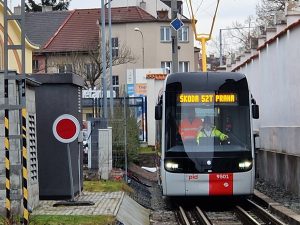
[256,0,299,26]
[85,41,135,89]
[225,16,259,52]
[48,39,136,89]
[26,0,71,12]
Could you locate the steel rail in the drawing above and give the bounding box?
[195,206,212,225]
[235,205,261,225]
[178,206,191,225]
[247,199,287,225]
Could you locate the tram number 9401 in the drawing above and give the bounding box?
[216,174,230,179]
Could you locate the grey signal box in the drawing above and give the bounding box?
[31,73,84,200]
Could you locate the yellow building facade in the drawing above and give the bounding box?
[0,3,39,73]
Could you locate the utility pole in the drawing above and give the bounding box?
[219,26,255,67]
[219,29,223,66]
[171,0,178,73]
[101,0,107,127]
[108,0,114,118]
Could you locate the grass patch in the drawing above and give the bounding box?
[83,180,133,193]
[138,146,155,154]
[0,217,7,225]
[29,215,115,225]
[0,216,21,225]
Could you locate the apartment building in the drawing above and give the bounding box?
[24,1,195,96]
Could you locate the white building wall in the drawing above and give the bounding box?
[146,78,165,146]
[236,25,300,156]
[111,21,195,79]
[233,19,300,196]
[111,0,170,18]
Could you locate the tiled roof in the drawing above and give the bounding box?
[25,10,71,46]
[42,7,156,52]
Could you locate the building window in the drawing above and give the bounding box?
[178,26,189,42]
[85,63,96,78]
[112,37,119,58]
[161,61,172,73]
[32,60,39,72]
[179,61,189,72]
[58,64,72,73]
[113,75,119,97]
[160,26,171,42]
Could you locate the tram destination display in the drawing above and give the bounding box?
[178,93,237,104]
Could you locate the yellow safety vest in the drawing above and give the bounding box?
[196,127,228,144]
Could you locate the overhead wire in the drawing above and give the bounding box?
[185,0,221,72]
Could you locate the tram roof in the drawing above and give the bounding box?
[165,72,248,92]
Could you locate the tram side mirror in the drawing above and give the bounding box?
[252,104,259,119]
[155,105,162,120]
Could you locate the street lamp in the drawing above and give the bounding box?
[134,27,145,68]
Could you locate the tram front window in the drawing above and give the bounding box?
[165,92,251,154]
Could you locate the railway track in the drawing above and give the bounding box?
[175,198,287,225]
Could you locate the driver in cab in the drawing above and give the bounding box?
[179,108,202,143]
[196,116,228,144]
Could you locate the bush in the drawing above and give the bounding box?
[109,105,139,168]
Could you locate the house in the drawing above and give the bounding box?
[25,10,71,73]
[24,3,195,146]
[24,4,195,97]
[0,2,40,215]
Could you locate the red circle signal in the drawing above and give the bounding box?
[53,114,80,143]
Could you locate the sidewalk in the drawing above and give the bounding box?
[32,192,124,216]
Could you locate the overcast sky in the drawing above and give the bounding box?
[11,0,260,33]
[11,0,261,51]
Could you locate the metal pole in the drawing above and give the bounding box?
[123,94,128,183]
[101,0,108,126]
[137,30,145,68]
[142,35,145,68]
[219,29,223,66]
[3,1,11,220]
[171,0,178,73]
[201,37,207,72]
[108,0,114,118]
[78,143,81,195]
[134,28,144,68]
[67,144,75,201]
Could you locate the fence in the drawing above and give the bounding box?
[82,96,146,169]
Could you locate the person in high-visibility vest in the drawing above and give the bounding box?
[179,108,202,142]
[196,116,228,144]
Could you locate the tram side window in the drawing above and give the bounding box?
[165,107,178,149]
[220,107,251,150]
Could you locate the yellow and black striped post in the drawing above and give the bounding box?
[4,74,11,220]
[5,104,11,220]
[21,108,29,225]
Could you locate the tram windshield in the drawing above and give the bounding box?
[165,92,251,154]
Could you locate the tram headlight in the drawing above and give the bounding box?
[165,162,179,170]
[239,161,252,169]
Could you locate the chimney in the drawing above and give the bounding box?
[265,27,276,41]
[42,5,53,12]
[14,5,21,15]
[258,35,266,47]
[140,0,146,10]
[250,38,258,50]
[157,9,169,20]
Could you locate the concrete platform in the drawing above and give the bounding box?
[254,190,300,225]
[116,195,150,225]
[32,192,124,216]
[32,191,150,225]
